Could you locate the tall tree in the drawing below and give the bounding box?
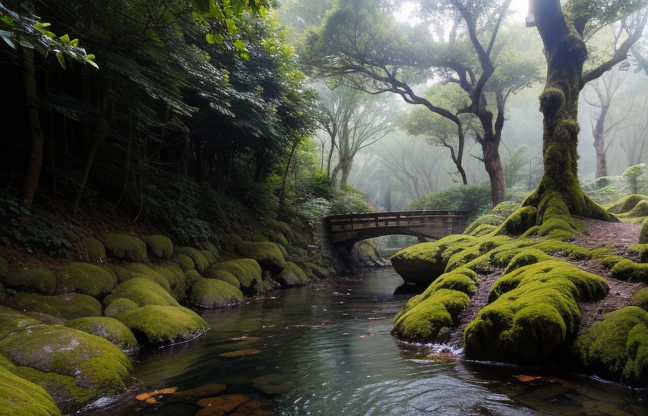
[523,0,647,232]
[305,0,541,206]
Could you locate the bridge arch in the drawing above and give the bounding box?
[325,210,469,248]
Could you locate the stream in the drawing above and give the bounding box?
[102,268,647,416]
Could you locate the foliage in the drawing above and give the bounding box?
[408,184,493,220]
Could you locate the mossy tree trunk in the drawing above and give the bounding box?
[522,0,617,226]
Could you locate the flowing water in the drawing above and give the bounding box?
[102,268,647,416]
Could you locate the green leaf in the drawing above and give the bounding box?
[233,39,246,50]
[206,33,215,43]
[1,15,15,26]
[240,52,250,61]
[226,18,237,34]
[59,33,70,43]
[69,38,79,47]
[56,52,66,69]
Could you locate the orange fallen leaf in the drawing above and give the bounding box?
[158,387,177,394]
[359,333,375,338]
[514,375,540,382]
[136,392,152,401]
[145,397,157,404]
[218,349,262,358]
[514,374,574,388]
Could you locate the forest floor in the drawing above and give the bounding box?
[449,218,646,348]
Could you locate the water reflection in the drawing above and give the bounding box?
[103,268,647,416]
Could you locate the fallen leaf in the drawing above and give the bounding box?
[145,397,157,404]
[218,349,262,358]
[136,392,152,401]
[359,333,375,338]
[514,374,574,388]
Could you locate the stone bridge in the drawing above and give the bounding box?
[325,210,469,247]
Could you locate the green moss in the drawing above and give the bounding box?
[573,306,648,387]
[277,262,309,287]
[427,271,477,296]
[184,269,201,287]
[494,206,537,236]
[208,259,264,293]
[589,247,615,259]
[464,260,609,364]
[153,265,187,301]
[0,320,133,395]
[633,288,648,311]
[504,249,559,274]
[100,264,131,284]
[611,259,648,283]
[204,269,240,288]
[304,262,331,278]
[0,256,8,277]
[3,266,56,295]
[6,292,102,320]
[121,262,171,293]
[619,201,648,218]
[188,278,244,308]
[103,298,139,318]
[55,262,116,298]
[84,237,106,264]
[66,317,138,352]
[392,289,470,343]
[203,241,221,260]
[0,282,6,303]
[599,255,626,269]
[174,246,209,273]
[640,221,648,244]
[236,241,286,273]
[607,194,647,215]
[103,234,147,262]
[0,366,62,416]
[141,235,174,259]
[629,243,648,263]
[172,254,195,271]
[201,249,217,266]
[468,224,497,237]
[115,305,209,345]
[103,277,180,308]
[266,219,295,242]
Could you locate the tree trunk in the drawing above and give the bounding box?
[482,137,506,207]
[20,48,44,211]
[524,0,613,224]
[339,157,352,188]
[593,103,609,178]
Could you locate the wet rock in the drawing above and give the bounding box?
[253,374,293,395]
[276,262,308,287]
[175,383,227,399]
[196,394,249,416]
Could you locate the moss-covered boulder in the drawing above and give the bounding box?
[103,234,147,262]
[84,237,107,264]
[203,269,240,288]
[66,317,138,353]
[267,219,295,241]
[208,259,264,293]
[3,266,56,295]
[115,305,209,345]
[0,282,6,303]
[494,206,537,236]
[607,194,647,214]
[0,363,62,416]
[172,253,195,271]
[464,260,609,364]
[174,246,209,273]
[573,306,648,387]
[103,277,180,308]
[103,297,139,317]
[235,241,286,273]
[610,259,648,283]
[640,220,648,244]
[201,250,218,266]
[55,262,116,298]
[188,278,244,308]
[5,292,102,320]
[633,288,648,311]
[0,256,10,277]
[0,306,133,412]
[392,288,470,342]
[141,235,174,259]
[503,249,560,274]
[203,241,221,261]
[304,262,331,279]
[276,262,309,287]
[122,262,171,293]
[153,264,187,301]
[100,264,132,284]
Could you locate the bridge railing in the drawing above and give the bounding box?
[326,210,468,232]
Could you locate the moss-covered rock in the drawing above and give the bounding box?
[174,246,209,273]
[172,254,195,271]
[115,305,209,345]
[203,241,221,261]
[494,206,538,236]
[573,306,648,387]
[3,266,56,295]
[55,262,116,298]
[503,249,560,274]
[464,214,504,235]
[204,269,240,288]
[100,264,132,284]
[267,219,295,241]
[66,317,138,353]
[391,236,476,285]
[632,288,648,311]
[0,256,8,278]
[620,200,648,218]
[610,259,648,283]
[103,277,180,308]
[188,278,244,308]
[122,262,171,293]
[141,235,174,259]
[392,289,470,342]
[640,220,648,244]
[152,264,187,301]
[0,282,6,303]
[201,249,217,266]
[103,234,147,262]
[84,237,107,264]
[276,262,309,287]
[464,260,609,364]
[0,306,133,409]
[0,364,62,416]
[103,298,139,317]
[607,194,647,214]
[235,241,286,273]
[5,292,102,320]
[208,259,264,293]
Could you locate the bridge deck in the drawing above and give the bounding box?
[326,210,469,246]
